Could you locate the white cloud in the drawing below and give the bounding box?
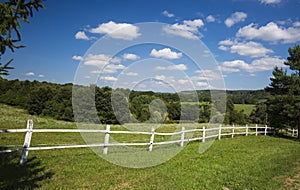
[293,21,300,27]
[196,81,210,88]
[178,79,189,84]
[89,21,140,40]
[155,75,166,81]
[225,12,247,27]
[110,57,122,63]
[150,48,182,59]
[218,45,228,51]
[75,31,89,40]
[221,56,286,73]
[218,66,240,73]
[219,39,235,46]
[83,54,112,67]
[259,0,281,4]
[162,10,174,18]
[124,72,139,76]
[206,15,216,23]
[155,64,187,71]
[237,22,300,43]
[91,64,125,74]
[38,74,44,78]
[83,54,121,68]
[163,19,204,39]
[103,64,125,74]
[72,55,84,61]
[25,72,35,76]
[219,40,273,57]
[123,53,140,60]
[230,41,273,57]
[100,76,117,82]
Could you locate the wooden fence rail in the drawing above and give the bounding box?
[1,120,290,164]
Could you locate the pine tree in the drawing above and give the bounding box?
[266,45,300,140]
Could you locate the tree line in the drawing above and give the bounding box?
[0,77,266,125]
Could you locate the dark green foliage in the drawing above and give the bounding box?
[266,45,300,140]
[0,0,45,75]
[223,97,248,125]
[249,103,267,125]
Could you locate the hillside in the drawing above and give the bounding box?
[1,104,300,189]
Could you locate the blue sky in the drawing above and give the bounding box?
[3,0,300,91]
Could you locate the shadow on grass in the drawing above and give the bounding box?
[272,133,300,142]
[0,148,54,189]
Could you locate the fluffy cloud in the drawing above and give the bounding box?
[219,39,234,46]
[123,53,140,60]
[162,10,174,18]
[163,19,204,39]
[155,64,187,71]
[102,64,125,74]
[206,15,216,23]
[25,72,35,76]
[89,21,140,40]
[155,75,166,81]
[150,48,182,59]
[225,12,247,27]
[38,74,44,78]
[83,53,121,68]
[259,0,281,4]
[293,21,300,27]
[236,22,300,43]
[218,40,273,57]
[72,55,84,61]
[221,56,286,73]
[75,31,89,40]
[100,76,117,82]
[83,54,112,67]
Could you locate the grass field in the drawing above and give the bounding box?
[234,104,256,115]
[1,104,300,189]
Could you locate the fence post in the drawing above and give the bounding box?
[103,124,110,155]
[264,125,268,136]
[202,126,206,143]
[218,125,222,140]
[255,124,258,136]
[148,127,155,152]
[20,120,33,165]
[292,128,295,136]
[180,126,185,147]
[246,124,249,136]
[232,124,235,138]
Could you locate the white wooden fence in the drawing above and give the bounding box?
[0,120,284,164]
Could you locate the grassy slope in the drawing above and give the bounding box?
[234,104,256,116]
[1,104,300,189]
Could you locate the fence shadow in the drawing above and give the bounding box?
[273,133,299,141]
[0,148,54,189]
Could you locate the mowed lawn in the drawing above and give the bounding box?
[1,104,300,189]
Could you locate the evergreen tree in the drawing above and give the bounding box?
[0,0,44,75]
[266,45,300,140]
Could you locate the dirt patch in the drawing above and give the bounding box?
[284,162,300,189]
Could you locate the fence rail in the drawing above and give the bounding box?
[0,120,288,164]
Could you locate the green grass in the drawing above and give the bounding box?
[234,104,256,115]
[1,104,300,189]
